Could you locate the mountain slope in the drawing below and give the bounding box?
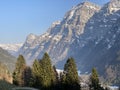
[18,1,100,65]
[0,63,12,83]
[69,0,120,71]
[0,47,16,72]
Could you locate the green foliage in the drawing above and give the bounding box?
[90,68,104,90]
[13,54,82,90]
[53,65,58,84]
[32,53,56,89]
[40,53,56,89]
[13,55,26,86]
[64,57,79,84]
[91,68,99,86]
[23,66,34,87]
[32,59,42,88]
[63,57,80,90]
[0,80,15,90]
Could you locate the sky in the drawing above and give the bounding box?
[0,0,110,44]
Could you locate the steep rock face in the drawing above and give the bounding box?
[68,0,120,71]
[18,2,100,65]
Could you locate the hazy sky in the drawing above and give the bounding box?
[0,0,110,43]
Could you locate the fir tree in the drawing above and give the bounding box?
[23,66,34,87]
[64,57,80,90]
[53,65,58,82]
[40,52,56,89]
[32,59,42,88]
[60,72,66,90]
[13,55,26,86]
[90,68,104,90]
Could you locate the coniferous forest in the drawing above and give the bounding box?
[11,53,107,90]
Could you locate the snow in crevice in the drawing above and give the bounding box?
[89,26,93,29]
[52,35,62,42]
[107,44,112,49]
[103,18,108,23]
[116,13,120,16]
[95,41,99,45]
[68,10,75,20]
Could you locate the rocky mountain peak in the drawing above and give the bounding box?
[80,1,100,8]
[64,1,100,21]
[103,0,120,14]
[51,21,61,27]
[26,33,37,44]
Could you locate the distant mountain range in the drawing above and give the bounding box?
[0,43,23,56]
[1,0,119,85]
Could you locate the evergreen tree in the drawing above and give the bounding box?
[90,68,104,90]
[64,57,80,90]
[32,59,42,88]
[40,52,56,89]
[53,65,59,84]
[60,72,66,90]
[13,55,26,86]
[23,66,34,87]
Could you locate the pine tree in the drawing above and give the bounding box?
[90,68,104,90]
[13,55,26,86]
[64,57,80,90]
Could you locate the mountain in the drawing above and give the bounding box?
[0,43,23,56]
[18,0,120,85]
[18,1,100,65]
[69,0,120,69]
[0,47,16,73]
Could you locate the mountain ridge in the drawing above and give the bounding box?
[18,1,100,65]
[17,1,120,85]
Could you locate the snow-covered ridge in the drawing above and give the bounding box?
[0,43,23,56]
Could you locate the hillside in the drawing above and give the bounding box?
[0,47,16,72]
[0,63,12,83]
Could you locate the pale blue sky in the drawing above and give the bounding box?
[0,0,109,43]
